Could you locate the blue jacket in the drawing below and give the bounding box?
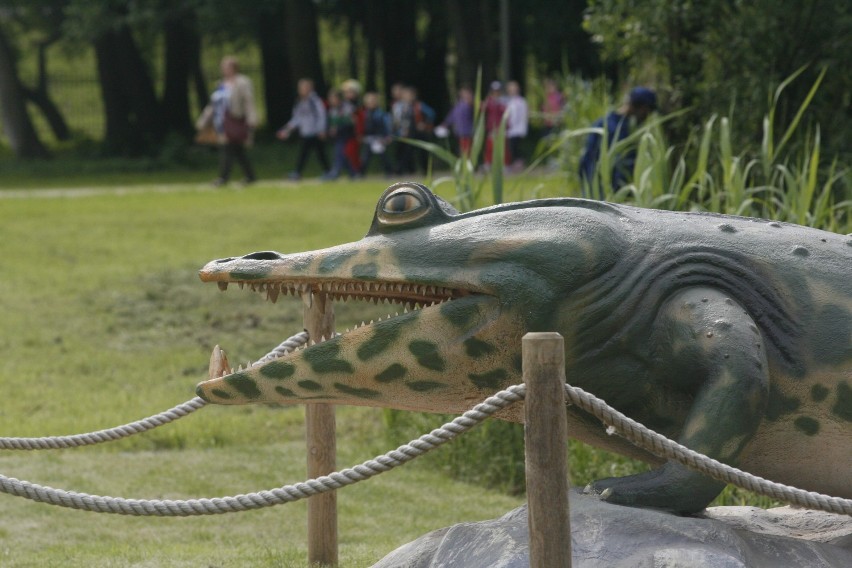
[578,112,635,198]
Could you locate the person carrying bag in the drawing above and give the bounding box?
[196,56,258,186]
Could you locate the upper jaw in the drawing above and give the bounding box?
[200,252,484,308]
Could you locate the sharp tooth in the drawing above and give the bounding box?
[267,287,280,303]
[217,281,229,291]
[238,282,245,290]
[208,345,232,379]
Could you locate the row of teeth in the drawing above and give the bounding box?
[207,301,445,380]
[219,279,460,308]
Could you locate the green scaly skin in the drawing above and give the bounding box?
[196,183,852,514]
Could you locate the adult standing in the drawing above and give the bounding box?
[540,78,565,138]
[482,81,508,168]
[438,86,474,157]
[197,56,258,186]
[505,81,529,171]
[578,86,657,199]
[276,78,329,180]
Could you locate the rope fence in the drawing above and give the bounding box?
[0,329,849,517]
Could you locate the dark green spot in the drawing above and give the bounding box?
[226,373,261,399]
[810,384,829,402]
[464,337,496,358]
[274,386,296,397]
[407,381,446,392]
[358,324,402,361]
[318,250,357,274]
[375,364,406,383]
[334,383,380,399]
[794,416,820,436]
[409,340,445,371]
[229,271,266,281]
[468,369,508,390]
[718,223,737,233]
[351,263,379,280]
[440,300,476,329]
[298,380,323,392]
[260,361,295,380]
[791,246,809,257]
[833,381,852,422]
[766,385,801,421]
[211,389,232,400]
[304,340,354,374]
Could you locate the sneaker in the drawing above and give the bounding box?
[287,171,301,181]
[212,178,227,187]
[320,171,338,181]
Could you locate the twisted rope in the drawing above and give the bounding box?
[564,384,852,516]
[0,385,525,516]
[0,332,310,451]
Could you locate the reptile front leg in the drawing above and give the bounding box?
[587,287,770,514]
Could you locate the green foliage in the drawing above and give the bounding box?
[584,0,852,158]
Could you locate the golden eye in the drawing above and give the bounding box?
[382,189,424,214]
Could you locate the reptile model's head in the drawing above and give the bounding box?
[195,183,626,416]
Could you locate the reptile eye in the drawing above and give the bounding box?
[382,189,424,214]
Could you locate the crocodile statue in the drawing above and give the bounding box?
[196,182,852,514]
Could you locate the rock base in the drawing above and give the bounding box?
[373,489,852,567]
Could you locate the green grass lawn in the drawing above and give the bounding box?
[0,179,528,566]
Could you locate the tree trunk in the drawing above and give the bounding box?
[376,0,418,93]
[447,0,497,88]
[419,2,449,117]
[162,10,198,137]
[364,7,378,92]
[93,23,165,155]
[283,0,326,96]
[20,35,70,141]
[258,3,292,130]
[0,23,49,158]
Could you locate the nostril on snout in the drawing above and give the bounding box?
[242,251,281,261]
[215,257,236,264]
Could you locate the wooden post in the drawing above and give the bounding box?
[523,332,571,568]
[303,291,338,567]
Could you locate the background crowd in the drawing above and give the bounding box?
[198,57,538,185]
[277,75,533,182]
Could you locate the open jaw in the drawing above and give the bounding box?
[195,270,505,409]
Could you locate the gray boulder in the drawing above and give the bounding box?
[373,490,851,567]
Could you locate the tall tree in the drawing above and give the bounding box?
[161,6,203,136]
[0,21,49,158]
[419,2,449,117]
[257,1,292,129]
[93,22,165,155]
[283,0,326,96]
[585,0,852,154]
[447,0,498,88]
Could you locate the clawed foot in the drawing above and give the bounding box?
[584,463,726,515]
